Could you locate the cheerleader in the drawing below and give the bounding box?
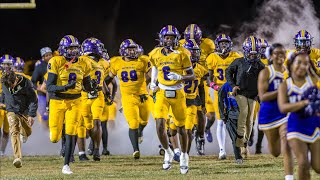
[258,43,294,180]
[278,52,320,180]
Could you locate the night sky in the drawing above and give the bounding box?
[0,0,319,60]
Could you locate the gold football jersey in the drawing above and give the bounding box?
[206,51,242,85]
[184,63,207,99]
[110,56,149,95]
[149,47,192,86]
[179,38,215,69]
[47,55,92,94]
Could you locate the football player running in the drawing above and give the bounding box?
[286,30,320,76]
[149,25,195,174]
[104,39,151,159]
[206,34,242,159]
[77,38,110,161]
[46,35,93,174]
[182,39,208,155]
[180,24,215,145]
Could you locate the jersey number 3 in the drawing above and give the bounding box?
[217,68,224,81]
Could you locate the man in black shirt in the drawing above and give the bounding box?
[226,36,265,157]
[1,70,37,168]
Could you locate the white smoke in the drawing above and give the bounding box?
[234,0,320,50]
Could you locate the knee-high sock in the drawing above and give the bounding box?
[138,124,146,137]
[205,117,214,131]
[101,122,108,149]
[129,128,139,152]
[216,120,226,151]
[64,135,76,165]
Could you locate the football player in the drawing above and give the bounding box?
[182,39,208,155]
[180,24,215,145]
[76,38,110,161]
[206,34,242,159]
[286,30,320,75]
[46,35,93,174]
[149,25,195,174]
[100,45,118,156]
[250,38,269,152]
[105,39,151,159]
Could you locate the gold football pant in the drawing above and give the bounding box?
[49,98,82,143]
[154,89,186,127]
[122,94,151,129]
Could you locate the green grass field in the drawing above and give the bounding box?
[0,154,318,179]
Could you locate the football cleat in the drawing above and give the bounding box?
[79,154,90,161]
[102,149,110,156]
[62,165,73,174]
[196,137,205,155]
[180,153,189,174]
[218,150,227,160]
[173,151,181,162]
[133,151,140,159]
[163,148,174,170]
[13,158,22,168]
[92,149,100,161]
[235,158,244,164]
[205,129,213,143]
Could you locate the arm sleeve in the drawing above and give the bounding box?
[26,81,38,117]
[218,86,227,121]
[46,73,67,93]
[226,59,238,88]
[31,67,40,87]
[198,82,205,107]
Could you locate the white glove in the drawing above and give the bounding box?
[149,82,157,91]
[167,72,182,81]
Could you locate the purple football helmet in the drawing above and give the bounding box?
[101,48,110,60]
[294,29,313,52]
[243,36,261,59]
[81,37,103,57]
[58,35,80,60]
[158,25,180,48]
[13,57,25,72]
[258,38,269,59]
[137,44,144,56]
[0,54,15,72]
[183,39,201,63]
[215,34,233,55]
[119,39,138,59]
[184,24,202,45]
